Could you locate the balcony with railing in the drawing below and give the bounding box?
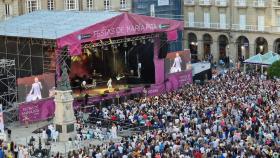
[185,21,230,29]
[215,0,228,7]
[231,24,270,32]
[199,0,212,6]
[252,0,267,8]
[235,0,247,7]
[184,21,280,33]
[184,0,195,5]
[271,26,280,32]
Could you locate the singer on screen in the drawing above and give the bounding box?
[29,77,42,100]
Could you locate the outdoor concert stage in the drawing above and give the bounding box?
[0,11,191,124]
[19,69,192,124]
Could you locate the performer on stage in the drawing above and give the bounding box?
[29,77,42,100]
[80,80,87,93]
[137,62,142,78]
[170,53,182,73]
[107,78,112,90]
[92,79,97,88]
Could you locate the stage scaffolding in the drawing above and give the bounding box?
[0,59,19,125]
[0,36,56,78]
[0,59,17,108]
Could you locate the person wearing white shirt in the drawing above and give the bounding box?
[137,62,142,78]
[146,151,152,158]
[118,145,123,154]
[111,124,117,139]
[95,152,102,158]
[107,78,112,90]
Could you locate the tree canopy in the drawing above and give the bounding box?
[268,60,280,78]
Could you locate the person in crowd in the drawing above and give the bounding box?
[111,124,117,139]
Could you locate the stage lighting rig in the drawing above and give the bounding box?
[83,34,160,50]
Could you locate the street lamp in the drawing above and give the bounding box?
[31,129,50,157]
[45,141,51,157]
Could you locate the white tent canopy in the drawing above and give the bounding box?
[243,51,280,73]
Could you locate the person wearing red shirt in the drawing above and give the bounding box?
[111,115,117,121]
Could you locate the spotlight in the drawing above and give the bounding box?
[123,42,128,48]
[142,39,146,44]
[132,41,137,46]
[103,46,109,51]
[93,47,98,53]
[112,45,118,51]
[84,48,92,56]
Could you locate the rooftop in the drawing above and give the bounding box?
[0,10,121,39]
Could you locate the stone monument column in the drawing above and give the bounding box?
[53,62,76,141]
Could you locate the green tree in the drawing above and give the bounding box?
[268,60,280,78]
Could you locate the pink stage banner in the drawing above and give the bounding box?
[167,30,178,41]
[19,98,55,124]
[166,70,193,91]
[147,84,165,97]
[56,13,184,56]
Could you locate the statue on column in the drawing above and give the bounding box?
[57,62,71,91]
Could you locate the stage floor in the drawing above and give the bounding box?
[73,84,144,97]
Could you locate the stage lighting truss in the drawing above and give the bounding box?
[83,34,159,50]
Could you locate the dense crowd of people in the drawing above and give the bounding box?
[1,69,279,158]
[0,140,30,158]
[67,70,280,158]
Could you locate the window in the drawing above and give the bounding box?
[188,12,194,27]
[239,0,246,6]
[277,16,280,26]
[26,0,41,13]
[65,0,79,11]
[219,13,226,29]
[204,12,210,28]
[5,4,12,17]
[258,16,264,31]
[239,15,246,30]
[120,0,126,9]
[104,0,111,10]
[277,16,280,32]
[48,0,55,10]
[136,0,145,9]
[150,4,155,17]
[257,0,265,6]
[87,0,94,11]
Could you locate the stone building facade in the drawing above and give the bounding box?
[184,0,280,62]
[0,0,131,21]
